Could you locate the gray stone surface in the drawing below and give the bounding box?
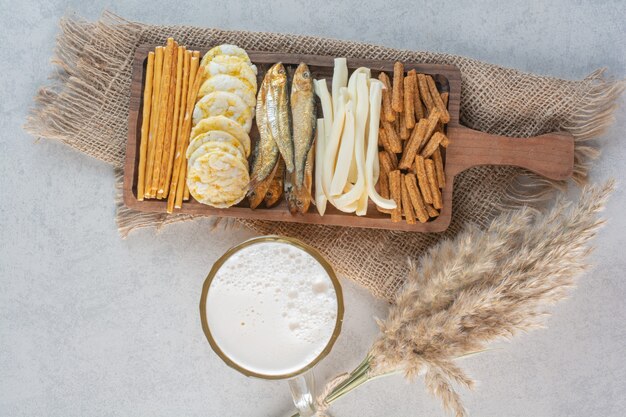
[1,1,625,416]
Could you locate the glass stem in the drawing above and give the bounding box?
[287,369,317,417]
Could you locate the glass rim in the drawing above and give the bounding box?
[199,235,344,380]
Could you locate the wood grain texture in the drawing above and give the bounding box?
[123,45,574,232]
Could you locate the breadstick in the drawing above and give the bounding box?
[415,118,431,150]
[378,72,395,122]
[157,41,179,198]
[399,111,409,140]
[398,130,419,168]
[389,170,402,222]
[167,50,191,213]
[174,61,203,209]
[439,133,450,148]
[433,147,445,188]
[151,38,175,197]
[417,73,435,115]
[183,55,201,204]
[387,151,398,170]
[162,46,185,199]
[376,152,391,213]
[408,69,425,120]
[439,91,450,132]
[376,182,391,214]
[417,108,442,160]
[382,121,402,153]
[183,51,201,202]
[441,92,449,107]
[183,183,190,201]
[425,203,439,218]
[434,91,449,134]
[404,174,428,223]
[400,174,416,224]
[425,159,442,209]
[159,44,182,197]
[378,124,393,152]
[399,118,428,169]
[137,51,155,201]
[391,62,404,113]
[415,155,433,204]
[379,151,395,174]
[426,75,450,123]
[424,107,441,141]
[420,131,445,158]
[378,171,390,200]
[376,151,392,214]
[403,73,416,129]
[378,124,386,147]
[157,40,179,198]
[145,46,164,198]
[173,55,200,209]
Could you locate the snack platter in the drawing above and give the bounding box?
[123,43,574,232]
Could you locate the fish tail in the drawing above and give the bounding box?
[246,175,261,193]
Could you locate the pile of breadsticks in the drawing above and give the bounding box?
[136,38,203,212]
[376,62,450,224]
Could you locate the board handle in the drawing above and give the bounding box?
[446,126,574,180]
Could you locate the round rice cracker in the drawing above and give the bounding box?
[186,130,246,160]
[198,74,256,109]
[192,91,253,132]
[187,150,249,208]
[200,44,252,67]
[188,140,247,169]
[190,116,251,157]
[203,55,258,91]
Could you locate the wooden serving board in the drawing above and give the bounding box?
[123,44,574,232]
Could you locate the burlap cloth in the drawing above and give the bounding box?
[26,11,624,302]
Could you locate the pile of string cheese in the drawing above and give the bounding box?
[313,58,397,216]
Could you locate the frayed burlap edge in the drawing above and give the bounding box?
[25,13,142,165]
[501,68,625,208]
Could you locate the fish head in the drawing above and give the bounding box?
[292,63,313,93]
[247,188,266,209]
[267,62,288,89]
[285,183,311,215]
[263,189,280,207]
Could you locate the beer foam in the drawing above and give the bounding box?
[205,241,339,376]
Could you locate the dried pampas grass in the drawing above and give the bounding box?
[294,181,614,417]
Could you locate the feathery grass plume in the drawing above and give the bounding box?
[292,181,614,417]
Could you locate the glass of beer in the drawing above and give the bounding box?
[200,235,344,416]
